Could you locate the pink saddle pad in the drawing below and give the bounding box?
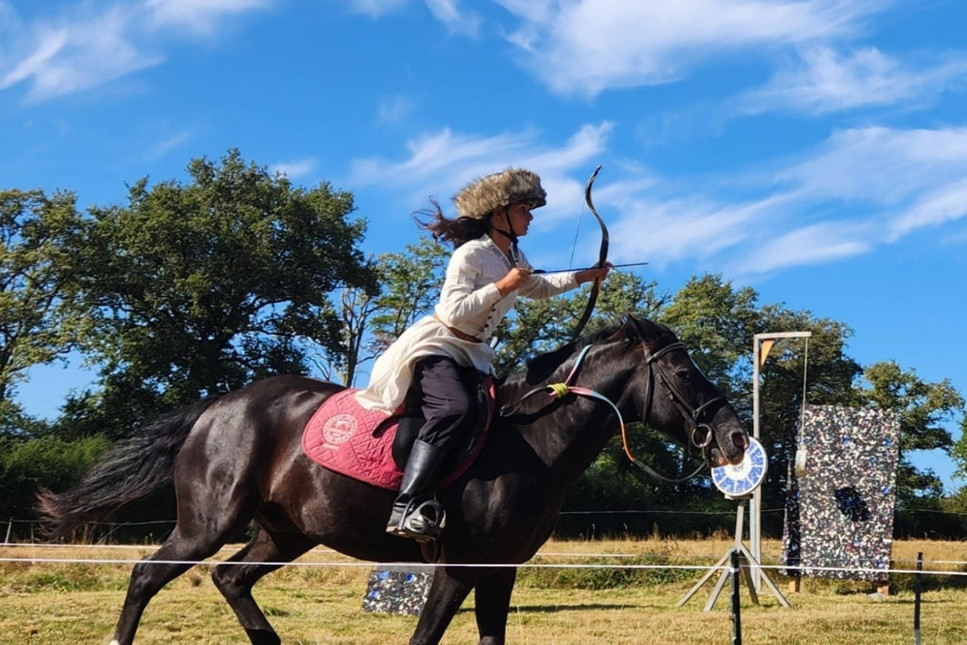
[302,387,493,491]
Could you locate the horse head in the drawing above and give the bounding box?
[619,315,748,468]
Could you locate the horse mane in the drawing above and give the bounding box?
[507,314,676,387]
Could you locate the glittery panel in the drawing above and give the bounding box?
[361,567,433,615]
[781,405,900,582]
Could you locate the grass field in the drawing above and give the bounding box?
[2,538,967,644]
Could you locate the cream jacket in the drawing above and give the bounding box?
[355,235,578,413]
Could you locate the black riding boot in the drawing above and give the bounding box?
[386,439,448,542]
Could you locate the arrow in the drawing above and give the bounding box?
[535,261,650,275]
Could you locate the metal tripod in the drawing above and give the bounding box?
[676,497,790,611]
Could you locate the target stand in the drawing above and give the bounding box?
[676,438,790,611]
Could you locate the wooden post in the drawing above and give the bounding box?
[876,559,893,596]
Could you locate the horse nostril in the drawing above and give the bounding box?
[731,430,749,450]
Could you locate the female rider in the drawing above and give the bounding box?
[356,168,611,541]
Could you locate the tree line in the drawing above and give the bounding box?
[2,150,966,540]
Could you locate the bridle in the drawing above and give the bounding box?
[639,341,726,458]
[500,337,727,483]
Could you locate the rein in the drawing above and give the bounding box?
[499,340,724,483]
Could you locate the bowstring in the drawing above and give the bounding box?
[567,188,587,271]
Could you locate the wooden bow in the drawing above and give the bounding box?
[568,165,608,342]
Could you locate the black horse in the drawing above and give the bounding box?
[39,316,748,645]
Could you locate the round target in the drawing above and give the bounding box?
[711,437,768,498]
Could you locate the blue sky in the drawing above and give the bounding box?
[2,1,966,489]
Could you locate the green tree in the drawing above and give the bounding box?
[494,296,584,375]
[493,270,666,375]
[368,236,448,355]
[859,361,964,503]
[648,277,865,535]
[0,434,109,526]
[660,274,761,399]
[317,285,381,386]
[950,415,967,480]
[313,236,448,387]
[0,189,83,436]
[55,150,375,439]
[940,481,967,537]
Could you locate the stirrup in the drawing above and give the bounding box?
[386,498,447,542]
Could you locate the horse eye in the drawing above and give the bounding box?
[676,369,693,382]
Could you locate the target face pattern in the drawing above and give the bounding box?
[711,437,768,498]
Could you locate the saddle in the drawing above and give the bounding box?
[302,376,495,491]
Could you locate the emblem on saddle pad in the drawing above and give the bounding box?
[321,413,357,447]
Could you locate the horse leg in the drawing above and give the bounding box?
[409,565,475,645]
[473,567,517,645]
[211,525,315,645]
[110,527,232,645]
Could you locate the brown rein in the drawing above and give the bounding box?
[499,339,725,483]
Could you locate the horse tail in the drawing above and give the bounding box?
[37,396,218,541]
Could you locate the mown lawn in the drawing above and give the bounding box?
[2,538,966,644]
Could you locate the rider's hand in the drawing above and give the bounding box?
[575,261,612,285]
[495,267,534,295]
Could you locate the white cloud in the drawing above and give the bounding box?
[353,121,967,274]
[736,46,967,115]
[271,158,318,179]
[0,0,272,102]
[376,94,417,124]
[344,0,409,19]
[609,197,757,267]
[1,6,161,101]
[349,128,541,217]
[578,124,967,274]
[889,178,967,241]
[729,126,967,271]
[734,221,873,274]
[145,0,274,34]
[144,128,197,161]
[777,126,967,205]
[492,0,554,24]
[343,0,478,29]
[348,122,611,223]
[500,0,888,97]
[425,0,480,36]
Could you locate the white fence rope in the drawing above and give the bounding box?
[2,543,965,578]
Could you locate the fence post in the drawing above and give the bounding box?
[730,548,742,645]
[913,552,923,645]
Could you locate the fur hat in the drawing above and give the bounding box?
[453,168,547,220]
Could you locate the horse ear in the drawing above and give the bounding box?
[613,315,638,343]
[625,315,664,345]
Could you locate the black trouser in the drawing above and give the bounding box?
[401,355,474,453]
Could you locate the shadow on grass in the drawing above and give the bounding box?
[456,603,638,615]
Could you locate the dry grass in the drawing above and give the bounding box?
[2,538,966,644]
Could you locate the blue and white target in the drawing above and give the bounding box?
[711,437,768,499]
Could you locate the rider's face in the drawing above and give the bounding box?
[503,201,534,237]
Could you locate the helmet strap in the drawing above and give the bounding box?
[489,210,519,266]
